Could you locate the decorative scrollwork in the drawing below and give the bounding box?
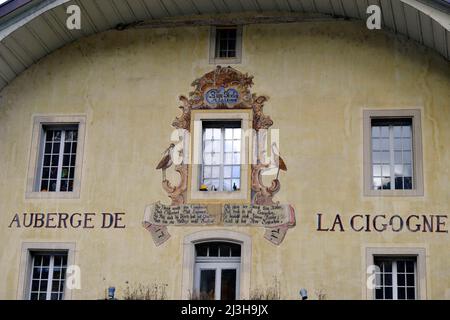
[161,164,188,205]
[160,66,283,205]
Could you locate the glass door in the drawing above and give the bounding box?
[194,262,240,300]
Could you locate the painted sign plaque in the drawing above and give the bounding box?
[205,87,239,105]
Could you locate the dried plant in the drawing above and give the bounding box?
[249,277,281,300]
[188,290,215,300]
[315,288,327,300]
[122,282,168,300]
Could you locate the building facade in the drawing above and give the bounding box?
[0,0,449,300]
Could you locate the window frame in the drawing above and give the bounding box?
[209,26,243,65]
[363,109,424,197]
[28,251,68,300]
[17,242,76,300]
[365,247,427,300]
[26,115,86,199]
[201,121,242,192]
[188,110,252,204]
[373,256,417,300]
[181,230,252,300]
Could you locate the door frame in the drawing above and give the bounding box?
[181,230,252,300]
[194,262,241,300]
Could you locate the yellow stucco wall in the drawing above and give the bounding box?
[0,20,449,300]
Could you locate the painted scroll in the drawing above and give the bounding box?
[143,202,296,246]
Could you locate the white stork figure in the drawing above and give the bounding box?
[156,143,175,181]
[271,142,287,180]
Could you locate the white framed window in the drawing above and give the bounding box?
[371,119,413,191]
[365,247,427,300]
[17,242,76,300]
[209,26,243,64]
[26,115,86,199]
[374,257,417,300]
[193,242,241,300]
[363,109,423,196]
[28,252,68,300]
[188,110,252,204]
[38,126,78,192]
[201,121,241,192]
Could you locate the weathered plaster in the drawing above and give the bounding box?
[0,20,449,300]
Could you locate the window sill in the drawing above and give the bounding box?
[209,57,241,65]
[25,191,80,200]
[364,189,424,197]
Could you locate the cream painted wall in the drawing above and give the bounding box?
[0,20,449,300]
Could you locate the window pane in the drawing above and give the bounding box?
[203,166,212,178]
[233,140,240,152]
[224,166,232,178]
[212,141,221,152]
[372,126,380,137]
[199,270,216,300]
[380,139,389,151]
[204,154,212,165]
[225,129,233,139]
[394,138,402,151]
[205,129,213,140]
[232,166,240,178]
[212,153,221,165]
[398,274,405,286]
[225,141,232,152]
[403,126,412,138]
[404,177,412,189]
[384,287,393,299]
[212,166,220,178]
[372,152,381,164]
[381,152,390,163]
[374,164,382,176]
[384,273,392,286]
[375,288,383,299]
[398,287,406,300]
[393,126,402,137]
[373,178,382,190]
[221,269,237,300]
[204,141,212,152]
[213,129,221,139]
[403,138,412,151]
[233,153,240,164]
[233,128,241,139]
[405,261,415,273]
[395,177,404,189]
[49,180,57,192]
[407,288,415,300]
[372,139,380,150]
[382,177,390,190]
[40,180,49,192]
[224,153,233,164]
[51,155,59,166]
[403,151,412,164]
[397,261,405,272]
[404,165,412,177]
[223,179,232,191]
[196,244,208,256]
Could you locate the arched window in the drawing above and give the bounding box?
[181,230,251,300]
[193,241,241,300]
